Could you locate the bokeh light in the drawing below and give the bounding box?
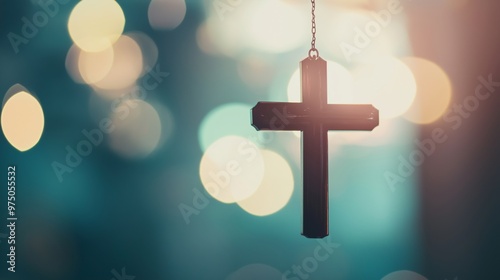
[108,100,162,158]
[199,136,264,204]
[148,0,186,30]
[68,0,125,52]
[78,46,114,84]
[352,56,417,119]
[1,90,44,151]
[92,35,144,93]
[299,4,413,62]
[402,57,453,124]
[203,0,307,56]
[202,16,242,57]
[198,103,257,151]
[0,0,450,278]
[316,8,373,59]
[245,0,307,53]
[237,150,294,216]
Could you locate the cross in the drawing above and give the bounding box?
[251,57,379,238]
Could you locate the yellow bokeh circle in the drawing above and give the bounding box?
[237,149,294,216]
[402,57,453,124]
[68,0,125,52]
[199,136,264,204]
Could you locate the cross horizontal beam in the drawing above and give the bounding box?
[251,102,379,131]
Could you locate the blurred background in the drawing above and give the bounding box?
[0,0,499,279]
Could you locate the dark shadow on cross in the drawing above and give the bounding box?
[251,57,379,238]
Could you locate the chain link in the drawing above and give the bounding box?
[309,0,319,59]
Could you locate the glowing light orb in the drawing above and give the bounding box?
[203,0,307,56]
[203,16,243,57]
[68,0,125,52]
[245,0,307,53]
[148,0,186,30]
[1,90,44,151]
[307,1,413,62]
[352,56,416,119]
[402,57,452,124]
[78,46,114,84]
[237,150,294,216]
[108,100,162,158]
[92,35,143,92]
[199,136,264,204]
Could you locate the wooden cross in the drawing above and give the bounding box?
[251,57,379,238]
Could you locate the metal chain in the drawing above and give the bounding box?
[309,0,319,59]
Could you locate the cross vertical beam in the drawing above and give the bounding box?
[301,58,329,238]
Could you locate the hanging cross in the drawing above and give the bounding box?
[251,57,379,238]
